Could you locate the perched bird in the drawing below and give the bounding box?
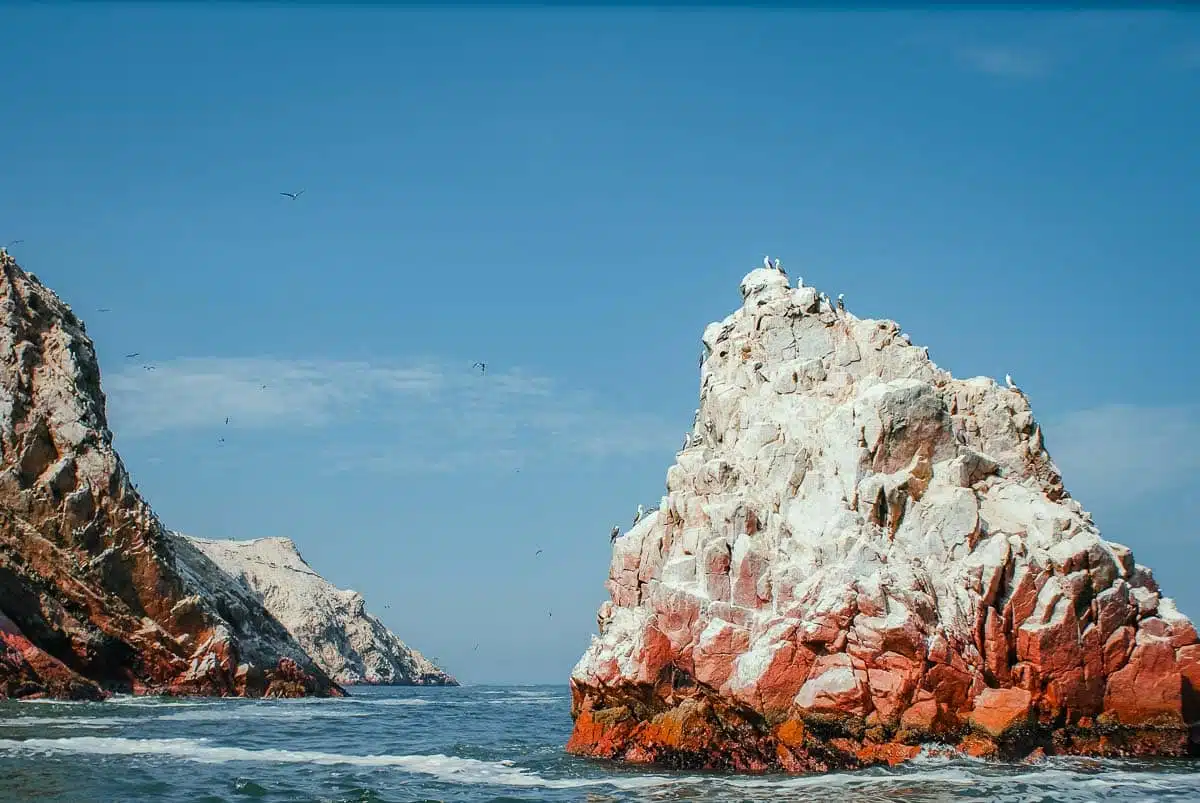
[280,189,305,200]
[1005,373,1019,391]
[763,255,772,269]
[610,525,620,544]
[472,362,487,374]
[837,293,845,311]
[773,257,784,274]
[633,504,645,525]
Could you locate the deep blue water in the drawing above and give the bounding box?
[0,684,1197,802]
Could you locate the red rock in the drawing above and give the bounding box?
[969,687,1032,737]
[1103,639,1183,726]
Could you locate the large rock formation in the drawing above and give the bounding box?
[0,249,340,699]
[568,265,1200,770]
[182,535,457,686]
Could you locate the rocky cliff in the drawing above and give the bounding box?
[0,249,339,699]
[182,535,456,686]
[568,265,1199,770]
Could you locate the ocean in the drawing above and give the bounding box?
[0,684,1196,802]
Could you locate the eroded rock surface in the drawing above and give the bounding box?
[569,265,1199,770]
[184,535,456,686]
[0,250,340,699]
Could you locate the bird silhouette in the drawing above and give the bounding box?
[143,365,156,371]
[473,644,479,651]
[4,240,23,248]
[97,308,111,313]
[535,549,543,556]
[280,189,305,200]
[224,417,230,425]
[472,362,486,374]
[125,352,140,359]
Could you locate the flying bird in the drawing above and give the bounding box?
[125,352,140,359]
[97,308,112,313]
[535,549,543,556]
[143,365,156,371]
[3,240,23,248]
[225,417,230,425]
[472,362,486,374]
[280,189,305,200]
[261,384,267,390]
[473,644,479,651]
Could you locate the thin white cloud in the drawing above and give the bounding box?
[104,356,678,471]
[959,46,1049,78]
[1045,404,1200,506]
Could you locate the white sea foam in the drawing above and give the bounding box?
[1,736,1193,796]
[0,716,134,729]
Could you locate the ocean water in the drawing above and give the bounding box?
[0,685,1196,803]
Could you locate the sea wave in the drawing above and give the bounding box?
[0,736,1195,798]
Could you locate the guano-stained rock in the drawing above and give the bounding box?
[568,264,1199,770]
[182,535,456,686]
[0,249,339,699]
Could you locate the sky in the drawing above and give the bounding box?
[0,6,1197,685]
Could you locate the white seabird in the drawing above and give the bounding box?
[763,255,772,269]
[633,504,646,525]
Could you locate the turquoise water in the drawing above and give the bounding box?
[0,685,1196,802]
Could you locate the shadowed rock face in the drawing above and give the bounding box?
[568,266,1200,771]
[0,250,340,699]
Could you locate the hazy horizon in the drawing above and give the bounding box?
[1,7,1197,684]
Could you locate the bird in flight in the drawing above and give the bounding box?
[280,189,305,200]
[125,352,140,359]
[143,365,156,371]
[535,549,543,556]
[473,644,479,651]
[224,417,230,425]
[97,308,111,313]
[472,362,486,374]
[261,384,268,390]
[4,240,22,248]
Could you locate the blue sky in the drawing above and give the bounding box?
[0,7,1197,684]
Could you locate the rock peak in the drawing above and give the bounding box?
[569,257,1198,771]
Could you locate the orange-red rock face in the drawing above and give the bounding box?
[0,253,340,700]
[568,267,1199,770]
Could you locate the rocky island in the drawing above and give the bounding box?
[568,265,1199,770]
[0,249,450,699]
[182,534,456,686]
